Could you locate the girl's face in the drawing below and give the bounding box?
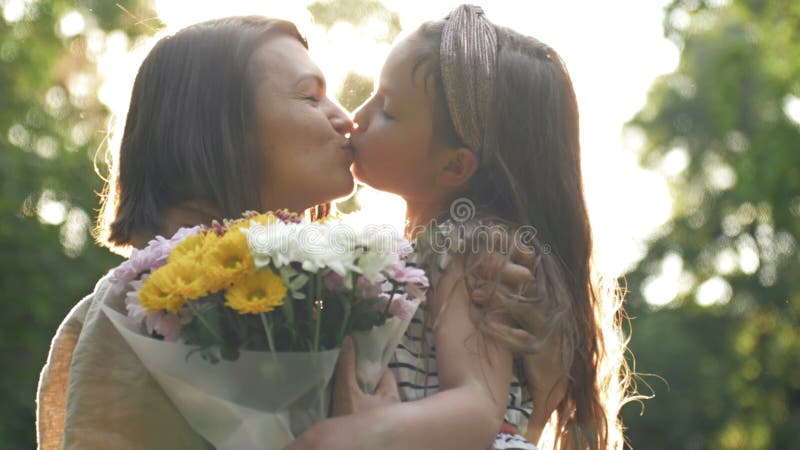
[350,35,447,199]
[251,36,355,212]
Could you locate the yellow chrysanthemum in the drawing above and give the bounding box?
[137,276,174,312]
[139,259,207,312]
[203,230,255,291]
[225,269,287,314]
[169,232,218,263]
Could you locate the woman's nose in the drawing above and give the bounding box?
[326,100,354,136]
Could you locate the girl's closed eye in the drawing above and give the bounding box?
[380,97,397,120]
[380,106,395,120]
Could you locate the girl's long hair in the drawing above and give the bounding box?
[413,20,634,450]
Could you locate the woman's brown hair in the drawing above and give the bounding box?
[95,16,328,255]
[412,18,633,450]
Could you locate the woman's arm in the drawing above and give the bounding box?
[287,258,514,450]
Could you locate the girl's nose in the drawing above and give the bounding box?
[352,103,369,133]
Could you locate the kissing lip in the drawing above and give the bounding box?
[342,138,355,153]
[341,139,355,164]
[346,135,359,153]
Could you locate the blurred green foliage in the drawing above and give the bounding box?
[4,0,798,449]
[309,0,401,43]
[337,71,374,114]
[0,0,154,447]
[621,1,800,449]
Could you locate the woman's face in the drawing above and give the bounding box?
[350,35,446,200]
[251,36,355,212]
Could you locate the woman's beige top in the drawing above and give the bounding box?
[36,271,212,450]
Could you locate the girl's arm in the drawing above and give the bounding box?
[287,258,514,450]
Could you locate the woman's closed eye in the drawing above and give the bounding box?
[295,73,326,105]
[303,93,322,104]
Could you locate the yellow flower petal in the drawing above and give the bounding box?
[139,259,208,312]
[225,269,287,314]
[203,230,255,291]
[169,232,218,263]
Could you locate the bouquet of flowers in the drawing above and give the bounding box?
[104,210,428,449]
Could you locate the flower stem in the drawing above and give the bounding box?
[313,273,322,352]
[259,313,278,362]
[282,289,296,348]
[383,282,399,316]
[186,301,223,343]
[338,273,356,342]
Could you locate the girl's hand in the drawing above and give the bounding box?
[330,336,400,417]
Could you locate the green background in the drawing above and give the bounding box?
[1,0,797,448]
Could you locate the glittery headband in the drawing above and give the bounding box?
[440,4,497,159]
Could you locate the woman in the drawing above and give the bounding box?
[37,16,356,450]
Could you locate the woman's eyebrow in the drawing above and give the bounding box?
[295,73,325,90]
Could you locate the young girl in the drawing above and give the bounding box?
[292,5,630,450]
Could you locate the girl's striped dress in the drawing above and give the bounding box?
[389,301,539,450]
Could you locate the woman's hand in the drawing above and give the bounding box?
[469,242,568,444]
[285,337,398,450]
[284,416,370,450]
[330,336,400,417]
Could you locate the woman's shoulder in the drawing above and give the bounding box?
[58,269,116,324]
[57,268,127,334]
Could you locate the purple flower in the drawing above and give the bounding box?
[167,225,202,243]
[274,209,303,224]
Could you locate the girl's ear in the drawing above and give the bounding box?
[437,148,479,189]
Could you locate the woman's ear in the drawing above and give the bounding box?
[437,148,479,189]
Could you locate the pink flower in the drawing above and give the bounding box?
[375,292,419,320]
[389,263,429,287]
[404,282,427,301]
[144,308,194,342]
[324,271,345,291]
[387,293,419,320]
[355,276,383,299]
